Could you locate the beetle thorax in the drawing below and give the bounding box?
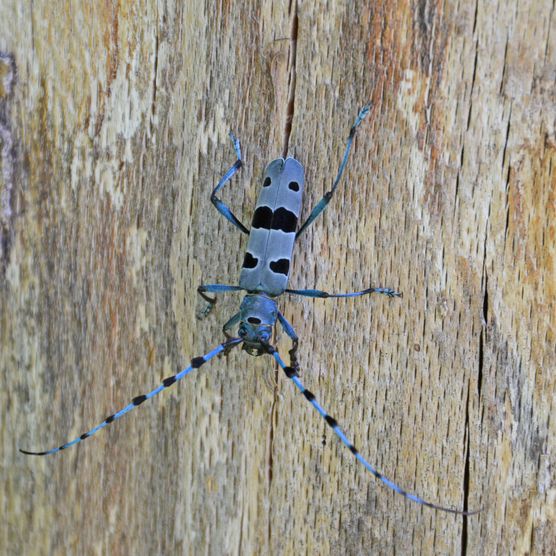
[238,294,278,356]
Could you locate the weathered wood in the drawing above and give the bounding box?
[1,1,554,554]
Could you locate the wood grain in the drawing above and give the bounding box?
[1,1,554,554]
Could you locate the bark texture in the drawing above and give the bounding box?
[1,1,554,554]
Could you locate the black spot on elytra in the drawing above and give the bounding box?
[247,317,261,324]
[252,206,273,229]
[288,181,300,191]
[263,177,271,187]
[271,207,297,233]
[242,252,258,269]
[163,376,177,387]
[269,258,290,276]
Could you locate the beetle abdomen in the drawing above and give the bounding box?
[239,157,305,296]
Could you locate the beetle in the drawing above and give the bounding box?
[21,105,477,516]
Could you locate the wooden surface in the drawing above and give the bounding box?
[1,1,554,554]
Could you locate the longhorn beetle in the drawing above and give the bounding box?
[21,105,478,516]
